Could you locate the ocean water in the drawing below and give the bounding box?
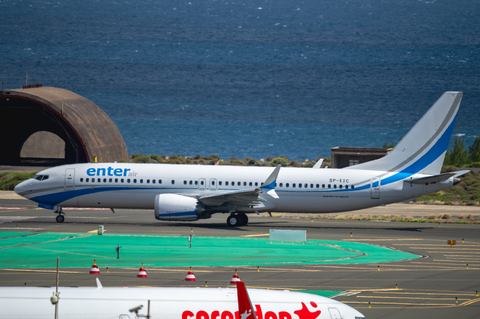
[1,0,479,161]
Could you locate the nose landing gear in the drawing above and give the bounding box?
[226,213,248,227]
[54,206,65,223]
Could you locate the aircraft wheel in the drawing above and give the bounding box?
[238,213,248,226]
[227,214,239,227]
[56,215,65,223]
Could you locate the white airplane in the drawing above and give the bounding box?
[14,92,469,226]
[0,279,365,319]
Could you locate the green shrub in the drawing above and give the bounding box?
[0,172,37,190]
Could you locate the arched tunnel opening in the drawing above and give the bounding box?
[0,96,87,165]
[0,87,128,166]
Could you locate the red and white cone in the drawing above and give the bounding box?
[89,259,100,274]
[230,269,240,284]
[137,263,148,278]
[185,267,196,281]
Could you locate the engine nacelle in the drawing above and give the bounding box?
[154,194,200,221]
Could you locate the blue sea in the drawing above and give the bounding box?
[1,0,479,161]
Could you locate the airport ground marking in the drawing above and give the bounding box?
[356,295,469,301]
[240,233,270,237]
[25,246,118,259]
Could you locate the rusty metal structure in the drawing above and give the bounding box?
[0,86,128,165]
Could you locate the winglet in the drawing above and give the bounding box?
[96,278,103,289]
[313,159,324,169]
[260,164,281,199]
[237,281,258,319]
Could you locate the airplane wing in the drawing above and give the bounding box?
[198,165,281,209]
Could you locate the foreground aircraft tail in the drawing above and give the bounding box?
[346,92,463,176]
[236,281,258,319]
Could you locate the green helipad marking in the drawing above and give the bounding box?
[0,232,419,268]
[0,232,37,239]
[301,291,343,298]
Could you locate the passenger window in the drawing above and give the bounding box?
[127,179,130,183]
[212,181,215,185]
[92,178,95,182]
[322,184,325,188]
[133,179,137,183]
[328,184,331,189]
[121,179,124,183]
[159,179,162,184]
[249,182,252,186]
[243,182,246,186]
[171,180,175,184]
[219,181,222,186]
[293,183,296,188]
[109,178,112,182]
[310,184,313,188]
[80,178,84,182]
[255,182,258,186]
[152,180,155,184]
[195,181,198,185]
[299,183,302,188]
[86,178,89,182]
[237,182,241,186]
[345,185,348,189]
[316,184,319,188]
[184,180,187,185]
[334,185,337,189]
[147,179,150,183]
[115,178,118,183]
[339,185,343,189]
[201,181,204,185]
[104,178,107,183]
[279,183,283,187]
[140,179,143,183]
[189,181,192,185]
[351,185,355,189]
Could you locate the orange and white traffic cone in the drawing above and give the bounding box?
[137,263,148,278]
[230,269,240,284]
[89,259,100,274]
[185,267,196,281]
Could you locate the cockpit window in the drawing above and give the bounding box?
[33,175,49,181]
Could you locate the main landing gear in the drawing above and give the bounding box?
[54,206,65,223]
[226,213,248,227]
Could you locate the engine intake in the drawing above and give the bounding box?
[154,194,200,221]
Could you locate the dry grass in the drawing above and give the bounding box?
[427,214,436,219]
[458,214,465,219]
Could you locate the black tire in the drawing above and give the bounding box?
[227,214,239,227]
[56,215,65,223]
[238,213,248,226]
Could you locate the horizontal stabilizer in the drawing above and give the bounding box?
[404,173,455,184]
[404,170,469,185]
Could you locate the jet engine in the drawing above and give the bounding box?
[154,194,201,221]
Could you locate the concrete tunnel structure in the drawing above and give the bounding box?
[0,86,128,165]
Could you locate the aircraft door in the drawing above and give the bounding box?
[198,178,206,190]
[65,168,75,191]
[371,177,380,199]
[328,308,341,319]
[210,178,217,191]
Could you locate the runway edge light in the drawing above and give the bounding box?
[137,263,148,278]
[185,267,196,281]
[230,269,241,284]
[89,260,100,274]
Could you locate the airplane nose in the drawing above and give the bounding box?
[14,180,27,195]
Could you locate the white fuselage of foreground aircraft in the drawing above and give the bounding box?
[14,92,468,226]
[0,285,365,319]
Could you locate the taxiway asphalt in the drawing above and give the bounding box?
[1,195,479,319]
